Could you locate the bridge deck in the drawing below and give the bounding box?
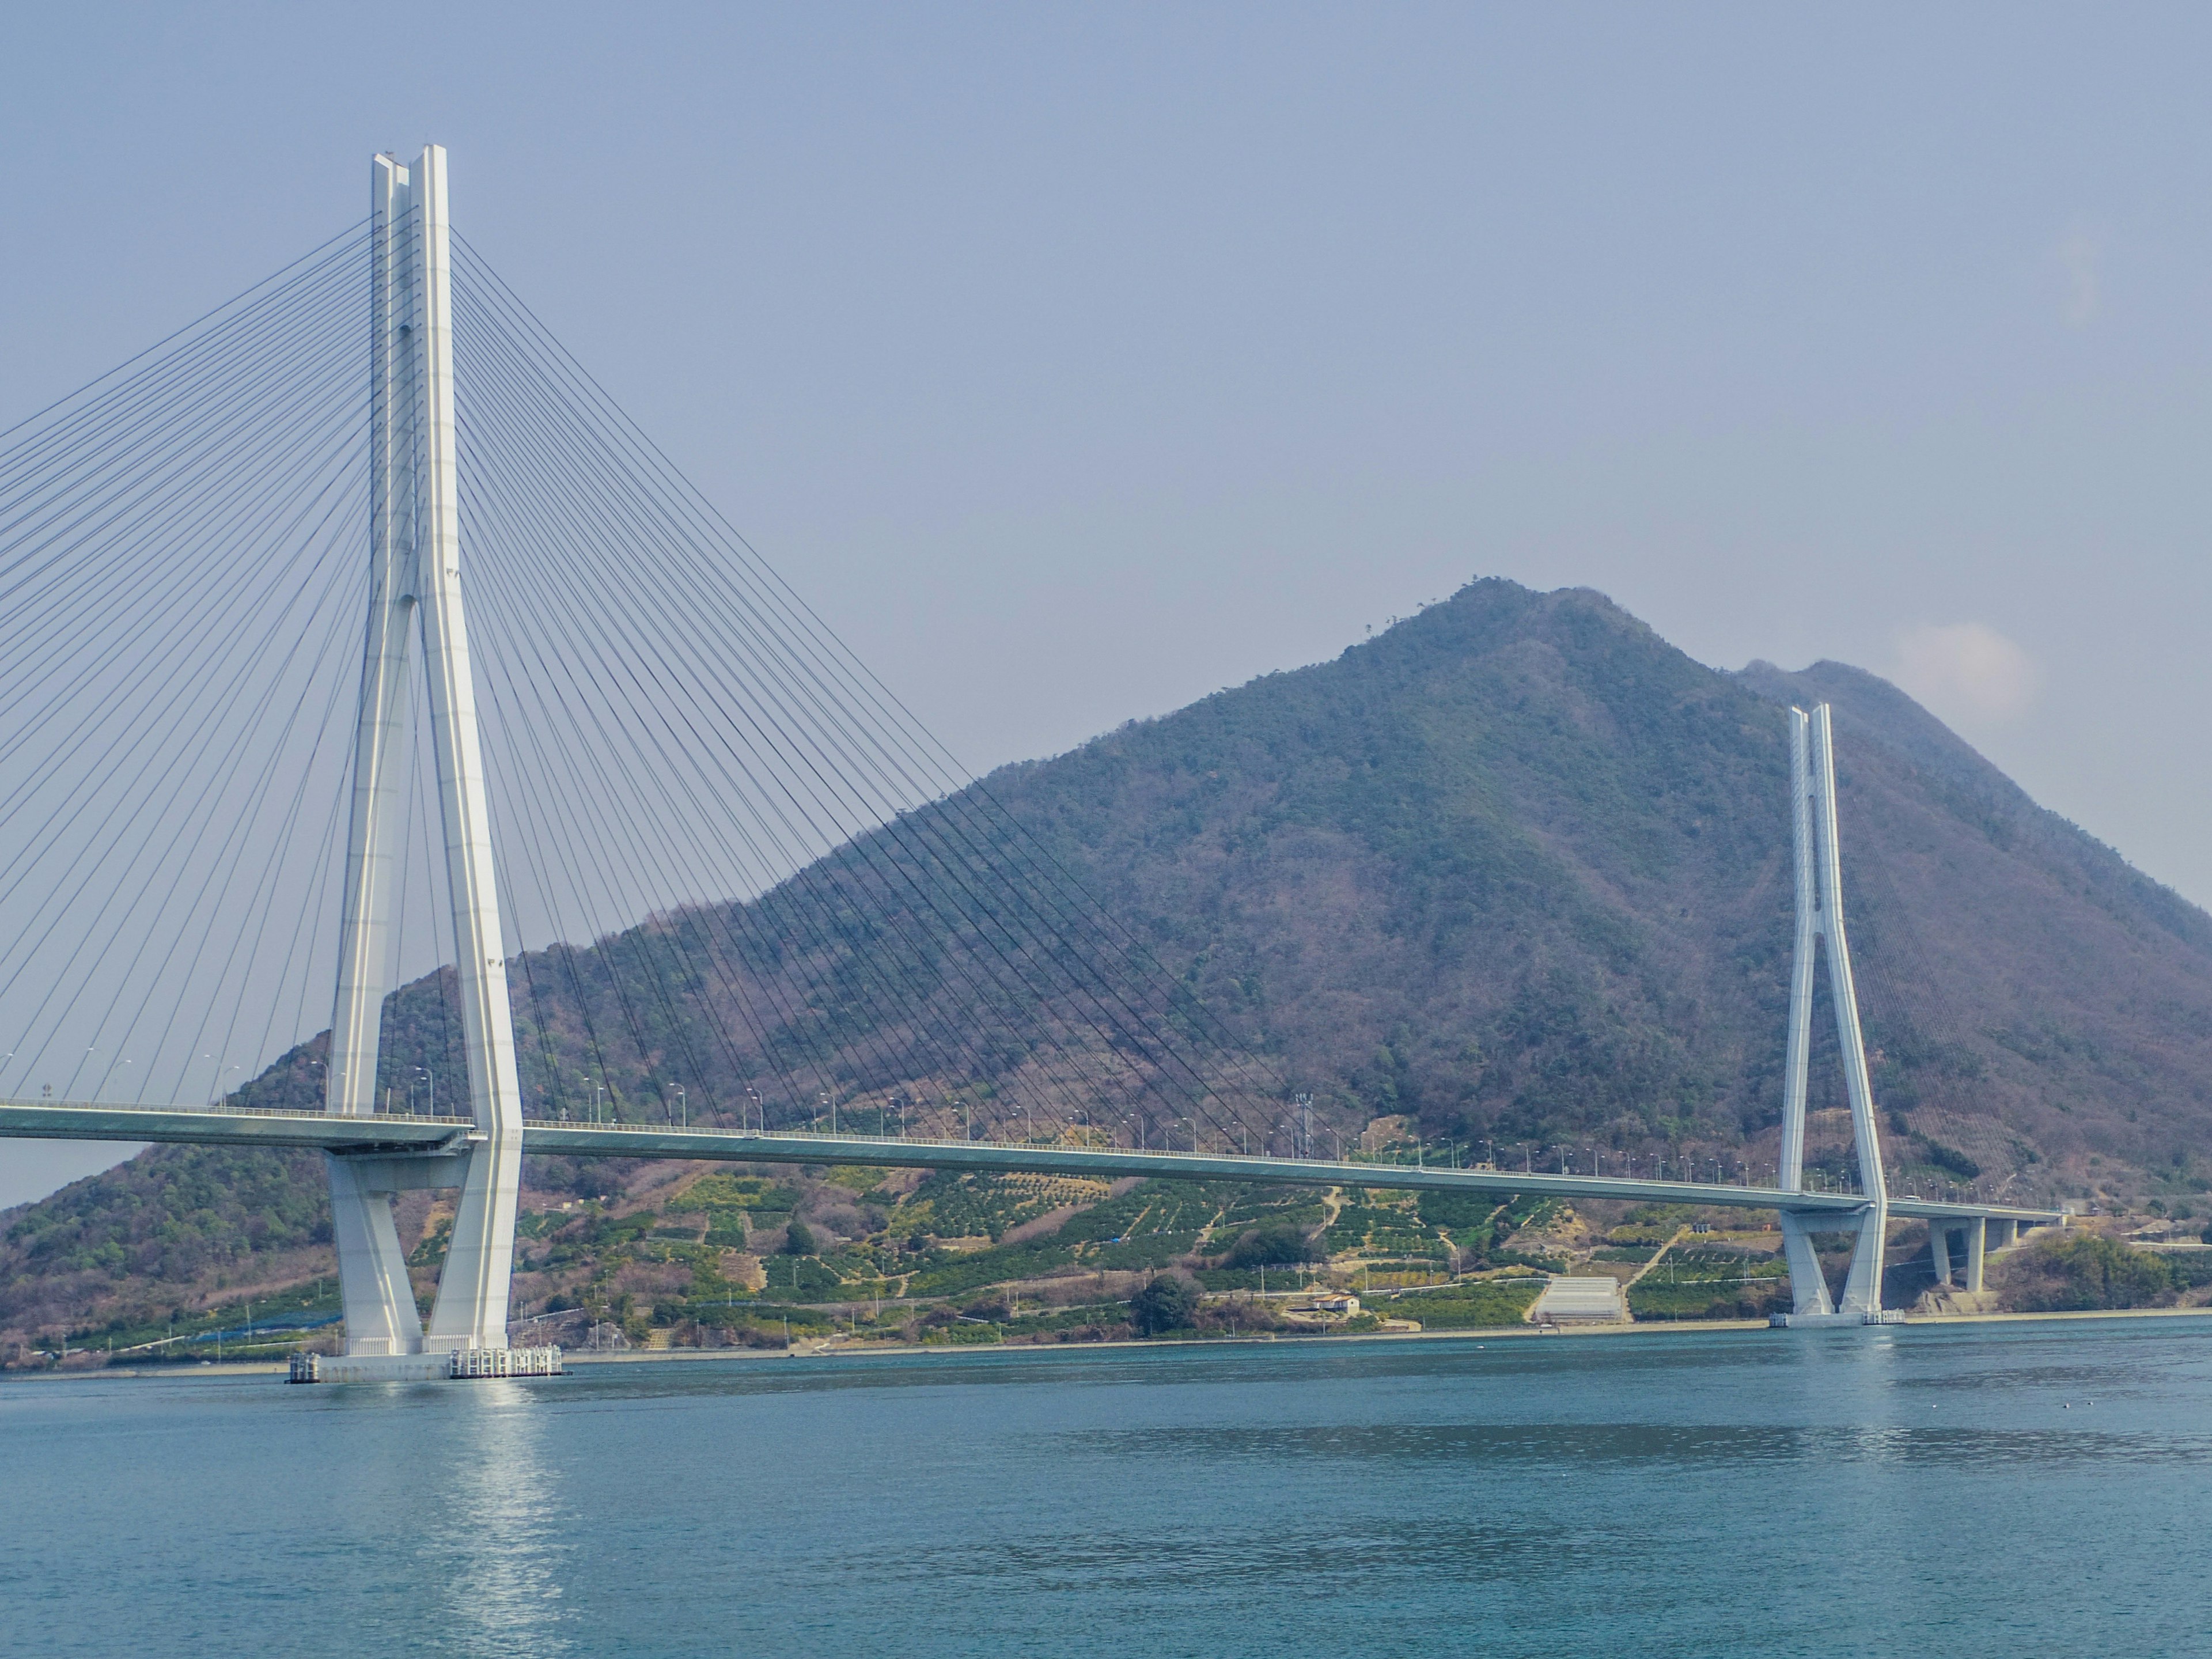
[0,1101,2058,1225]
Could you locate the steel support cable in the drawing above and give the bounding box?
[254,503,384,1097]
[0,405,372,895]
[0,224,378,1106]
[408,501,642,1124]
[10,435,360,1106]
[459,549,745,1123]
[0,218,369,454]
[453,252,1285,1131]
[451,270,1268,1144]
[242,690,360,1107]
[433,556,613,1123]
[466,661,626,1125]
[100,550,362,1105]
[0,309,366,692]
[454,599,672,1122]
[451,351,1088,1132]
[36,520,365,1100]
[452,245,1139,923]
[456,453,933,1126]
[473,529,1078,1136]
[0,252,368,603]
[0,246,368,550]
[448,258,974,829]
[26,544,360,1105]
[0,423,369,1081]
[448,447,764,1126]
[0,413,365,971]
[450,313,908,884]
[445,316,1179,1131]
[449,422,777,1115]
[0,244,363,536]
[182,535,369,1102]
[480,666,730,1128]
[449,246,971,797]
[0,342,373,780]
[458,246,1275,1142]
[1840,797,1981,1164]
[452,346,1134,1136]
[453,273,982,858]
[393,686,465,1115]
[458,510,838,1126]
[0,370,372,898]
[448,343,1009,1115]
[54,467,365,1067]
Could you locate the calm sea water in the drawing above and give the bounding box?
[5,1320,2209,1656]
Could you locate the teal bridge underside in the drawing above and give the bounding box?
[0,1100,2059,1228]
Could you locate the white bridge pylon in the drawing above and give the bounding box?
[324,147,526,1366]
[1775,703,1894,1323]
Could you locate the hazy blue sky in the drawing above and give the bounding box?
[5,6,2210,1200]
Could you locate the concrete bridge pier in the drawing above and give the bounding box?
[1929,1216,1990,1293]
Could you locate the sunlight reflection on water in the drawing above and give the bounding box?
[423,1383,575,1656]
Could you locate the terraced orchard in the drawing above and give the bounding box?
[469,1169,1728,1351]
[17,1158,1843,1365]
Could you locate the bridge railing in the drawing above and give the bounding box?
[15,1096,2039,1208]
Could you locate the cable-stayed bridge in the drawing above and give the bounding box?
[0,147,2056,1377]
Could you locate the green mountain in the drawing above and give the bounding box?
[9,578,2210,1351]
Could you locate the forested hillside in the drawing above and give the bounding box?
[10,578,2212,1349]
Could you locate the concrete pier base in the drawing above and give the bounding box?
[289,1345,563,1384]
[1768,1310,1907,1328]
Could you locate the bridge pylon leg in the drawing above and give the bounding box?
[1929,1221,1953,1287]
[1778,1211,1834,1317]
[326,1156,423,1355]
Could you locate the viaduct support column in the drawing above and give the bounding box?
[1929,1222,1953,1288]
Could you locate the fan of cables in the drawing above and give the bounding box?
[0,223,1290,1153]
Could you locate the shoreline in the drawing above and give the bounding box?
[14,1301,2211,1382]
